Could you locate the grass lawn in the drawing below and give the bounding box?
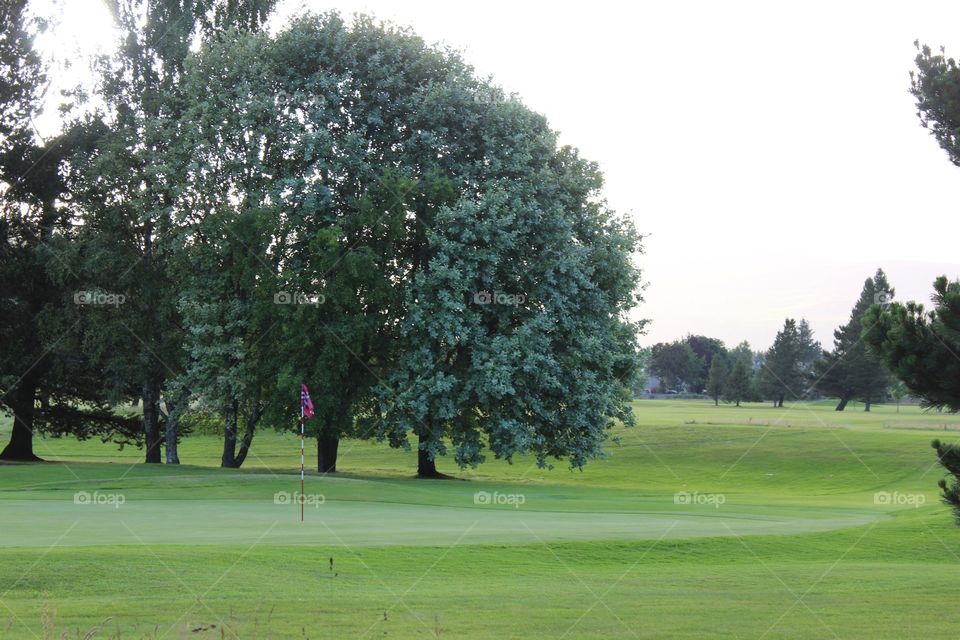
[1,400,960,638]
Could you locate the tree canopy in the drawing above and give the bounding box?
[911,41,960,166]
[760,318,820,407]
[648,341,701,393]
[1,6,646,475]
[863,277,960,413]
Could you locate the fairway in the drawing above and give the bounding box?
[2,400,960,638]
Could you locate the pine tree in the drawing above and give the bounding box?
[791,318,821,400]
[863,277,960,522]
[724,358,751,407]
[870,45,960,523]
[863,276,960,413]
[760,319,803,407]
[706,357,727,406]
[815,269,893,411]
[0,1,144,461]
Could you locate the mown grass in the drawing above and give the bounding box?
[1,400,959,638]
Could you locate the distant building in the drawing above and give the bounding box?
[647,376,663,394]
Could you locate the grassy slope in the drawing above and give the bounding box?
[1,400,959,638]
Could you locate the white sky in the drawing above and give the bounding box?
[31,0,960,351]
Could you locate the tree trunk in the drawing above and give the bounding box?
[142,380,162,463]
[714,397,719,406]
[835,396,850,411]
[0,380,41,461]
[317,430,339,473]
[417,432,440,478]
[221,401,238,468]
[232,427,254,467]
[864,396,871,412]
[163,397,182,464]
[232,397,261,469]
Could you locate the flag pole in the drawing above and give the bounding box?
[300,397,305,523]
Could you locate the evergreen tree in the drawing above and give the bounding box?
[760,319,803,407]
[727,341,754,369]
[870,46,960,523]
[863,276,960,413]
[910,41,960,166]
[0,1,141,460]
[724,358,751,407]
[706,356,727,406]
[792,318,821,400]
[797,319,821,370]
[931,439,960,525]
[814,269,893,411]
[0,0,48,461]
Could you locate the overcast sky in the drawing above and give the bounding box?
[34,0,960,351]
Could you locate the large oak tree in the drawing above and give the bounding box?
[168,13,645,475]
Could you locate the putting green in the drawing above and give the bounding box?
[0,494,883,549]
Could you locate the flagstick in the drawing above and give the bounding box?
[300,403,305,523]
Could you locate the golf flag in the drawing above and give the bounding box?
[298,384,313,523]
[301,384,314,420]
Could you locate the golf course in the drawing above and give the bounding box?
[2,399,958,638]
[6,0,960,637]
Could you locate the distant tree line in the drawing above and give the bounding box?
[645,269,896,411]
[0,1,645,475]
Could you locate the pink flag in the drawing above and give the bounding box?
[300,384,315,420]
